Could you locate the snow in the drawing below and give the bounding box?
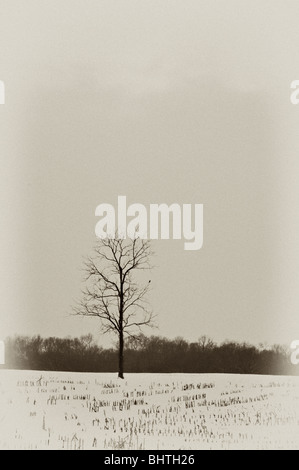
[0,371,298,450]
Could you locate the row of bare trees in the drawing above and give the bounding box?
[3,334,295,376]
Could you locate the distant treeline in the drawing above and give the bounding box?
[2,334,298,376]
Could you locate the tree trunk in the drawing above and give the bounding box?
[118,329,124,379]
[119,272,125,379]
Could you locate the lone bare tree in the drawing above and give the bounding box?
[75,237,154,378]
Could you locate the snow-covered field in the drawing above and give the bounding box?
[0,371,298,450]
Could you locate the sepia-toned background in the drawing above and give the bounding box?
[0,0,299,348]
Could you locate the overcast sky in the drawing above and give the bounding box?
[0,0,299,347]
